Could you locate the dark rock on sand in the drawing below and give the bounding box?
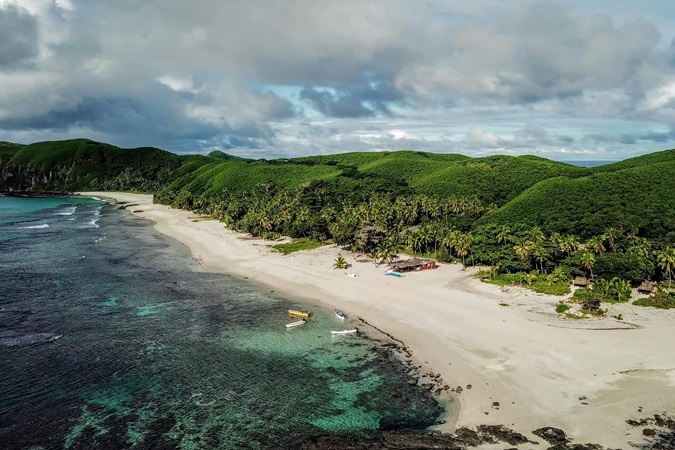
[533,427,570,446]
[476,425,535,446]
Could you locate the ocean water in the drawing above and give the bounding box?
[0,195,442,450]
[559,160,617,167]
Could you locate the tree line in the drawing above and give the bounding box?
[156,181,675,293]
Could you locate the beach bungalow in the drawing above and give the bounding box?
[573,276,590,287]
[637,281,654,294]
[389,258,437,273]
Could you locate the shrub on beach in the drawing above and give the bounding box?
[333,254,349,269]
[272,238,323,255]
[633,289,675,309]
[571,288,606,315]
[555,301,569,314]
[485,270,571,296]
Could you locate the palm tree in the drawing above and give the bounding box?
[407,232,422,254]
[627,237,651,260]
[586,236,606,255]
[462,232,474,267]
[442,230,459,257]
[603,227,619,250]
[531,245,547,274]
[562,235,580,256]
[496,225,511,246]
[334,254,348,269]
[657,246,675,289]
[455,238,469,269]
[580,252,595,280]
[379,242,398,265]
[513,239,532,262]
[526,227,545,246]
[550,232,562,259]
[418,225,434,254]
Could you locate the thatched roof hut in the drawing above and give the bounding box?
[638,281,654,294]
[573,276,589,287]
[389,258,437,273]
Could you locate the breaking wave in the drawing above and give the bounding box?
[21,224,49,229]
[54,206,77,216]
[0,332,63,347]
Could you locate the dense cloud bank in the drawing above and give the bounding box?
[1,0,675,159]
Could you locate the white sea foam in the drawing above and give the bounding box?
[79,220,99,229]
[54,206,77,216]
[22,224,49,229]
[79,208,101,228]
[0,333,63,347]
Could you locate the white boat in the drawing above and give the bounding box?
[286,319,307,329]
[331,329,357,335]
[334,309,348,320]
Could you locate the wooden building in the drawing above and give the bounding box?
[573,276,590,287]
[637,281,654,294]
[389,258,437,273]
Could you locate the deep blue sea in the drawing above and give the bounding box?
[0,195,442,450]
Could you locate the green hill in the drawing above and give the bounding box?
[155,150,591,206]
[207,150,245,161]
[2,139,213,192]
[0,141,23,158]
[3,138,675,244]
[591,148,675,172]
[479,160,675,239]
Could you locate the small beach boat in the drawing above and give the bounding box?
[331,329,357,335]
[385,272,404,278]
[334,309,348,320]
[288,309,310,318]
[286,319,307,329]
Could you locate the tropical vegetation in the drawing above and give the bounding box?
[3,138,675,307]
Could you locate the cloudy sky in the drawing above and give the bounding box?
[1,0,675,160]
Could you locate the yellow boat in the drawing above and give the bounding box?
[288,309,310,318]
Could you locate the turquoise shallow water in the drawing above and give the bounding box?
[0,195,443,449]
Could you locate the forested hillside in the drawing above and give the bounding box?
[157,150,589,206]
[3,138,675,299]
[1,139,213,192]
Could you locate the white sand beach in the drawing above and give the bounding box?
[80,192,675,448]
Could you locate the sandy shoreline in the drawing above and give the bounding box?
[80,192,675,448]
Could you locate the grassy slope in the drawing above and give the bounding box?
[591,148,675,172]
[162,150,589,205]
